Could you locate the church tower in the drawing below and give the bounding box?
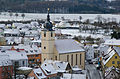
[41,8,55,63]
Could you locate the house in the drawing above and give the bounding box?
[1,49,28,67]
[85,45,94,61]
[0,36,6,46]
[28,68,47,79]
[28,60,67,79]
[4,29,20,37]
[41,9,85,69]
[15,44,42,67]
[0,54,13,79]
[104,39,120,47]
[105,66,120,79]
[102,46,120,69]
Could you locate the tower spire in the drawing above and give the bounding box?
[47,8,50,21]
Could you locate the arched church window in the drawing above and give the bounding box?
[44,32,46,37]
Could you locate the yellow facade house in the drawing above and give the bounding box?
[41,9,85,69]
[102,46,120,69]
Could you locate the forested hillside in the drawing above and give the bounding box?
[0,0,119,13]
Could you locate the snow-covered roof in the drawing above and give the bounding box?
[31,40,41,43]
[4,29,20,34]
[103,47,116,65]
[55,39,85,54]
[61,73,86,79]
[0,24,5,28]
[113,46,120,56]
[41,60,57,75]
[0,54,12,66]
[44,60,71,72]
[33,68,47,79]
[5,50,28,61]
[18,67,32,71]
[104,39,120,46]
[15,44,41,55]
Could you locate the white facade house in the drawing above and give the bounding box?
[1,50,28,67]
[85,45,94,60]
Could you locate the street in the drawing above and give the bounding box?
[85,64,103,79]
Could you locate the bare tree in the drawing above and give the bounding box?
[21,13,25,19]
[15,13,19,19]
[9,12,13,18]
[79,16,82,23]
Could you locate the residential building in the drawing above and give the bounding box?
[0,54,13,79]
[105,66,120,79]
[85,45,94,61]
[101,46,120,69]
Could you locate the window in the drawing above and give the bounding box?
[30,50,33,52]
[44,32,46,37]
[44,58,46,61]
[35,50,37,52]
[25,51,28,53]
[67,55,69,62]
[112,61,115,64]
[37,59,40,62]
[76,54,77,65]
[117,61,120,64]
[55,56,57,60]
[80,54,81,65]
[23,61,25,66]
[8,67,11,70]
[44,47,46,49]
[36,55,38,57]
[51,32,53,37]
[2,67,5,71]
[115,56,117,59]
[36,73,42,76]
[71,54,73,66]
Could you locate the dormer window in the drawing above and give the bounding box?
[25,51,28,53]
[30,50,33,52]
[45,70,51,74]
[36,73,42,76]
[35,50,37,52]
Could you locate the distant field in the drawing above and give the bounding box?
[0,12,120,23]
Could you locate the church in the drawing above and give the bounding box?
[41,8,85,69]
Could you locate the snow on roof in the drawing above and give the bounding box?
[5,50,28,61]
[4,29,20,34]
[53,61,69,72]
[0,54,12,66]
[15,44,41,55]
[55,39,85,54]
[33,68,47,79]
[42,60,70,73]
[6,37,22,44]
[41,61,57,75]
[61,73,86,79]
[31,40,41,43]
[30,21,39,26]
[18,67,32,71]
[104,39,120,46]
[113,46,120,56]
[103,48,116,65]
[57,20,71,27]
[0,24,5,28]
